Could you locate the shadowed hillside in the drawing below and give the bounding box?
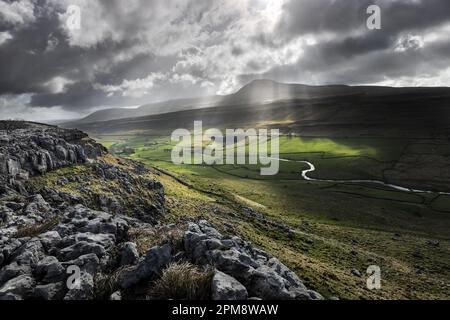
[65,82,450,139]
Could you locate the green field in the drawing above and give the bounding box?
[95,134,450,299]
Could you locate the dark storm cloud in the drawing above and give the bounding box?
[93,54,179,87]
[0,6,62,94]
[0,2,149,108]
[30,82,116,108]
[278,0,450,38]
[245,0,450,86]
[0,0,247,114]
[1,0,450,120]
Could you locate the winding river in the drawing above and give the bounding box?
[271,157,450,196]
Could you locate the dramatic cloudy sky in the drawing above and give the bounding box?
[1,0,450,120]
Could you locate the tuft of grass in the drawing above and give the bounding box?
[94,266,134,300]
[128,226,184,256]
[148,262,214,300]
[13,216,59,238]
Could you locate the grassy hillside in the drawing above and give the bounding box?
[65,83,450,299]
[91,134,450,300]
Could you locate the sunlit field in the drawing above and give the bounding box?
[95,133,450,299]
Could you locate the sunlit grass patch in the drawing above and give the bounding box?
[278,136,376,157]
[97,139,120,149]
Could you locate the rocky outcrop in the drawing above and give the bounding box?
[0,196,322,300]
[0,195,322,300]
[0,121,165,223]
[0,121,106,190]
[0,121,167,299]
[0,192,148,300]
[184,221,323,300]
[34,159,166,224]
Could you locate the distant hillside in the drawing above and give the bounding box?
[63,81,450,139]
[66,79,434,127]
[71,96,224,124]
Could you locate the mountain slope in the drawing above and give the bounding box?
[64,80,450,131]
[71,96,224,124]
[64,83,450,139]
[67,80,448,126]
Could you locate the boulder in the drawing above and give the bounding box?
[118,244,172,289]
[209,248,258,280]
[64,232,116,249]
[59,241,106,261]
[118,242,139,266]
[0,239,22,264]
[35,256,65,283]
[38,231,62,251]
[248,266,301,300]
[23,195,50,215]
[63,253,100,275]
[0,275,35,300]
[34,282,66,300]
[12,239,44,268]
[0,262,31,284]
[211,270,248,300]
